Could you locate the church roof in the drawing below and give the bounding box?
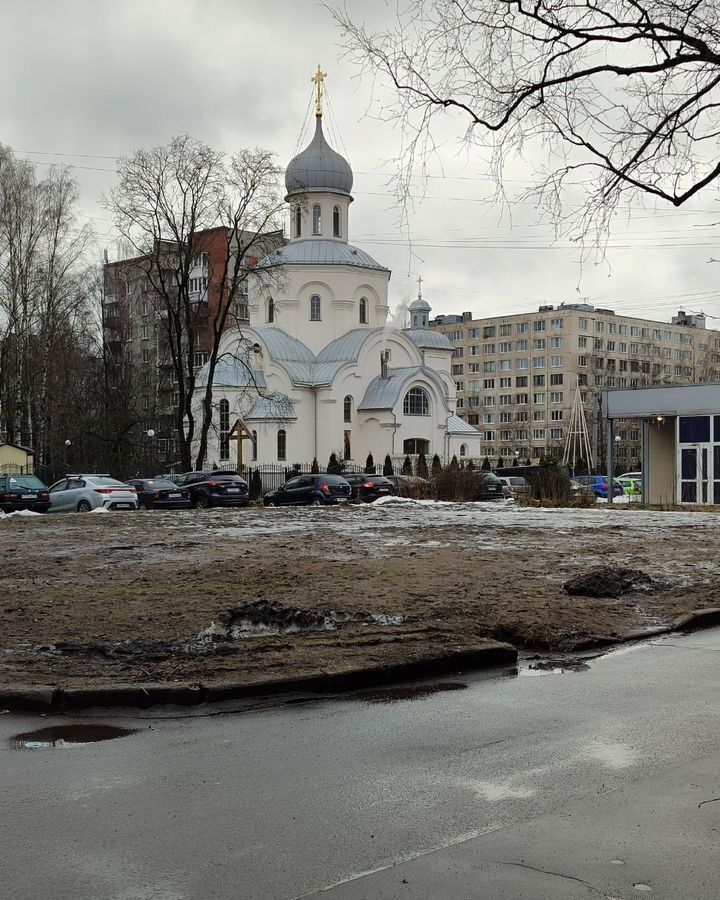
[285,116,353,198]
[358,366,448,411]
[260,239,388,273]
[447,414,481,435]
[403,329,454,351]
[316,327,381,363]
[194,356,267,389]
[245,395,297,420]
[258,327,315,363]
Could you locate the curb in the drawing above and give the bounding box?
[563,607,720,652]
[0,642,517,714]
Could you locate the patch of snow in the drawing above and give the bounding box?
[0,509,43,519]
[89,506,110,513]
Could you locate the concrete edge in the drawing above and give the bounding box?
[0,642,517,713]
[3,609,718,714]
[567,607,720,652]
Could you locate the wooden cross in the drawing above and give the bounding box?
[312,65,327,117]
[229,418,253,472]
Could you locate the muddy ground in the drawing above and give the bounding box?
[1,501,719,688]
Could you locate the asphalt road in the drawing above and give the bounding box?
[2,629,720,900]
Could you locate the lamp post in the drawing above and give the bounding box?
[145,429,156,475]
[64,439,72,475]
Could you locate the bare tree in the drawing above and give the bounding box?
[107,136,285,471]
[334,1,720,239]
[0,146,95,469]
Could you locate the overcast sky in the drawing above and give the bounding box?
[1,0,719,327]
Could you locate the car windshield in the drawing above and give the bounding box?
[90,477,128,487]
[6,475,45,490]
[143,480,177,489]
[209,473,243,481]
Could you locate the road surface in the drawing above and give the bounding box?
[2,629,720,899]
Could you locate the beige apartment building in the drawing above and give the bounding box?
[433,303,720,468]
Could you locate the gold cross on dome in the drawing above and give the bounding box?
[312,65,327,117]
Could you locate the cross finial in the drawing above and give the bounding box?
[417,274,423,299]
[311,65,327,117]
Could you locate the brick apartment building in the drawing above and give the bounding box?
[432,303,720,469]
[103,226,284,468]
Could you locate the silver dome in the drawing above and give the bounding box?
[285,117,353,198]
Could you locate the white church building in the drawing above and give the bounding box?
[195,78,481,471]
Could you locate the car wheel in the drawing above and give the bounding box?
[310,498,322,507]
[76,500,92,512]
[138,502,149,511]
[194,493,210,509]
[265,501,276,508]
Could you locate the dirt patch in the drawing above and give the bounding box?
[563,567,656,598]
[1,505,720,688]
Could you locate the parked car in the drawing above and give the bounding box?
[126,478,191,510]
[617,475,642,496]
[0,474,51,514]
[572,474,625,498]
[48,475,138,512]
[173,471,249,508]
[385,474,432,499]
[342,473,395,503]
[497,475,529,499]
[263,474,352,507]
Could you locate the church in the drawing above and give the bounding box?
[194,70,481,471]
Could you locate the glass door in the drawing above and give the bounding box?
[680,447,698,503]
[679,444,713,504]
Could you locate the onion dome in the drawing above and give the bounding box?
[285,117,353,199]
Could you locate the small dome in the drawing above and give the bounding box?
[285,117,353,198]
[409,295,431,313]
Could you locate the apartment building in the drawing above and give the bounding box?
[433,303,720,468]
[103,226,284,468]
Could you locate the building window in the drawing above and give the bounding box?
[404,386,430,416]
[333,205,341,237]
[344,395,352,423]
[310,294,321,321]
[459,444,467,457]
[295,207,302,238]
[219,399,230,461]
[312,204,322,235]
[344,430,352,460]
[359,296,368,324]
[267,297,275,323]
[277,428,287,461]
[403,438,430,455]
[251,430,257,461]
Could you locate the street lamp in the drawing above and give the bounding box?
[145,429,156,475]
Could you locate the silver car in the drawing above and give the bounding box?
[48,474,138,513]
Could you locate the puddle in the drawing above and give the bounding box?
[348,681,467,703]
[10,723,137,749]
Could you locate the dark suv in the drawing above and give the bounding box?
[342,474,395,503]
[0,474,51,513]
[263,474,352,507]
[174,470,249,508]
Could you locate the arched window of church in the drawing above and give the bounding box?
[359,297,368,324]
[343,395,352,423]
[277,429,287,461]
[312,204,322,235]
[459,443,467,457]
[403,386,430,416]
[333,205,341,237]
[219,399,230,461]
[310,294,321,321]
[267,297,274,323]
[295,207,302,238]
[403,438,430,455]
[251,430,258,462]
